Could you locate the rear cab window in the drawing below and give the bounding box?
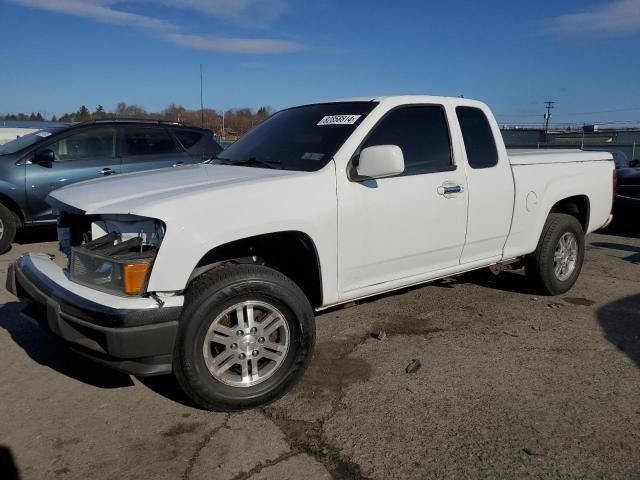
[456,107,498,169]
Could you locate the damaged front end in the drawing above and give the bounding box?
[58,212,166,297]
[7,205,183,376]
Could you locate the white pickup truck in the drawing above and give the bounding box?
[8,96,615,410]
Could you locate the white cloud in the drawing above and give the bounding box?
[10,0,303,54]
[167,32,301,54]
[154,0,291,26]
[544,0,640,36]
[14,0,176,31]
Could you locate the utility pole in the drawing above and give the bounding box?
[543,101,555,142]
[199,64,204,129]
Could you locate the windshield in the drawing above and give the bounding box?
[217,102,377,171]
[0,128,63,155]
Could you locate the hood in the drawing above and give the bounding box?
[48,164,304,216]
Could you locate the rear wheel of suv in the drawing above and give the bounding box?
[526,213,585,295]
[0,203,17,254]
[173,264,316,411]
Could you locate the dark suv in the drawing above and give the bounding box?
[0,120,222,253]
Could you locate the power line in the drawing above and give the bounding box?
[497,106,640,118]
[501,118,640,126]
[556,106,640,116]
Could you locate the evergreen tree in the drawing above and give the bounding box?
[94,105,106,119]
[78,105,90,121]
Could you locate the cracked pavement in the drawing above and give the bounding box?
[1,225,639,479]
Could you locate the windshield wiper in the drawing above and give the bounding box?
[214,157,280,170]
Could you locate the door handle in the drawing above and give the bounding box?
[173,161,184,167]
[437,183,464,196]
[100,168,115,176]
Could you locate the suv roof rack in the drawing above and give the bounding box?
[75,118,185,127]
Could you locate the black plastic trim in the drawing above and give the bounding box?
[71,347,172,376]
[11,256,179,375]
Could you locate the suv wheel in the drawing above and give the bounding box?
[0,203,17,254]
[526,213,585,295]
[173,264,315,411]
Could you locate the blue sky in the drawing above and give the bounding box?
[1,0,639,126]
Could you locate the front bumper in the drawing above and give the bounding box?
[7,253,184,376]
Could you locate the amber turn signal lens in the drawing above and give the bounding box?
[122,262,151,295]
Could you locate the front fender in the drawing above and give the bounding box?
[144,165,339,306]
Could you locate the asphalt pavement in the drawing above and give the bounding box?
[1,224,638,479]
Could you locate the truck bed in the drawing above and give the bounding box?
[503,148,614,262]
[508,149,612,165]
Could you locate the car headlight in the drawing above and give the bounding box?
[70,231,158,296]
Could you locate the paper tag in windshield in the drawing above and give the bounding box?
[35,131,52,138]
[317,115,361,126]
[302,152,324,161]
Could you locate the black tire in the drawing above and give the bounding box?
[526,213,585,295]
[0,203,17,255]
[173,264,315,411]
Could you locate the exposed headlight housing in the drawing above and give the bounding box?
[65,215,164,296]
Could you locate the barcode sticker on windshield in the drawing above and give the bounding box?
[317,115,361,126]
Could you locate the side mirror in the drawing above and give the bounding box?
[356,145,404,179]
[33,149,55,165]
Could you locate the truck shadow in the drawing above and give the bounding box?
[136,376,201,409]
[596,294,640,368]
[0,301,200,408]
[0,302,134,389]
[434,269,534,295]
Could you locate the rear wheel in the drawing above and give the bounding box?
[173,264,315,411]
[526,213,585,295]
[0,203,17,255]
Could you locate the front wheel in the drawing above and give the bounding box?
[0,203,17,255]
[173,264,315,411]
[526,213,585,295]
